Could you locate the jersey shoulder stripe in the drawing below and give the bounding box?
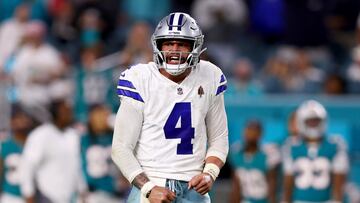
[117,78,144,102]
[216,74,227,95]
[198,60,227,96]
[220,74,226,83]
[118,79,136,90]
[117,88,144,102]
[116,64,149,103]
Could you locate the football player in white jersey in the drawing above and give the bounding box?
[111,12,229,203]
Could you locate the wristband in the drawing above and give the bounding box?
[141,181,156,199]
[203,163,220,181]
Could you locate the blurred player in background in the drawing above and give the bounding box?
[19,99,88,203]
[112,12,229,203]
[229,119,279,203]
[81,104,130,203]
[0,104,36,203]
[287,111,299,140]
[281,110,300,153]
[282,100,349,203]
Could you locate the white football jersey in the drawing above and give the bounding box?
[116,60,227,181]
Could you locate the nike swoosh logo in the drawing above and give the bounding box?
[120,72,125,77]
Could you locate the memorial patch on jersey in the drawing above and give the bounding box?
[117,79,144,102]
[216,74,227,95]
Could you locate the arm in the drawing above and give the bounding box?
[332,173,346,201]
[230,171,241,203]
[75,135,88,203]
[331,138,349,201]
[19,130,45,203]
[264,144,281,203]
[188,95,229,194]
[205,95,229,165]
[267,167,278,203]
[111,99,175,202]
[25,196,35,203]
[111,98,144,184]
[281,143,294,203]
[282,175,294,202]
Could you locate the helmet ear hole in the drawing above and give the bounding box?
[156,39,165,51]
[157,54,164,64]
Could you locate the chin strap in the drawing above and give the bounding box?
[164,63,188,76]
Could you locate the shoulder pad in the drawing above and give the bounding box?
[116,65,145,103]
[200,61,227,96]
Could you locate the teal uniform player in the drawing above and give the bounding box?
[80,104,128,202]
[230,147,276,203]
[283,137,348,202]
[0,138,23,198]
[80,133,117,194]
[73,62,119,123]
[230,120,279,203]
[1,104,34,203]
[282,100,349,203]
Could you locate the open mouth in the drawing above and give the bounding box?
[166,54,186,64]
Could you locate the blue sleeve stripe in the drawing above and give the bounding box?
[118,79,136,89]
[117,88,144,102]
[216,84,227,95]
[220,74,226,83]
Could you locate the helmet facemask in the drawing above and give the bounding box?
[159,50,192,76]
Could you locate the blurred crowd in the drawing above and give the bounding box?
[1,0,360,202]
[0,0,360,118]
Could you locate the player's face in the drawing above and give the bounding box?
[11,113,33,134]
[161,40,192,65]
[244,127,261,144]
[89,106,110,134]
[57,102,73,126]
[305,117,322,128]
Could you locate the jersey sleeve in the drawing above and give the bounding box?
[262,144,281,170]
[205,94,229,163]
[215,72,227,96]
[330,136,349,174]
[20,127,46,197]
[282,140,295,175]
[116,65,146,106]
[203,63,229,163]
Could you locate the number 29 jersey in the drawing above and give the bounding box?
[117,60,228,181]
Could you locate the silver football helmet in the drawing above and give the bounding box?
[152,12,205,76]
[296,100,327,139]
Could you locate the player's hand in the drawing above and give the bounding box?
[148,185,176,203]
[188,173,214,195]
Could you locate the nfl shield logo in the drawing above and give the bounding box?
[177,87,183,95]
